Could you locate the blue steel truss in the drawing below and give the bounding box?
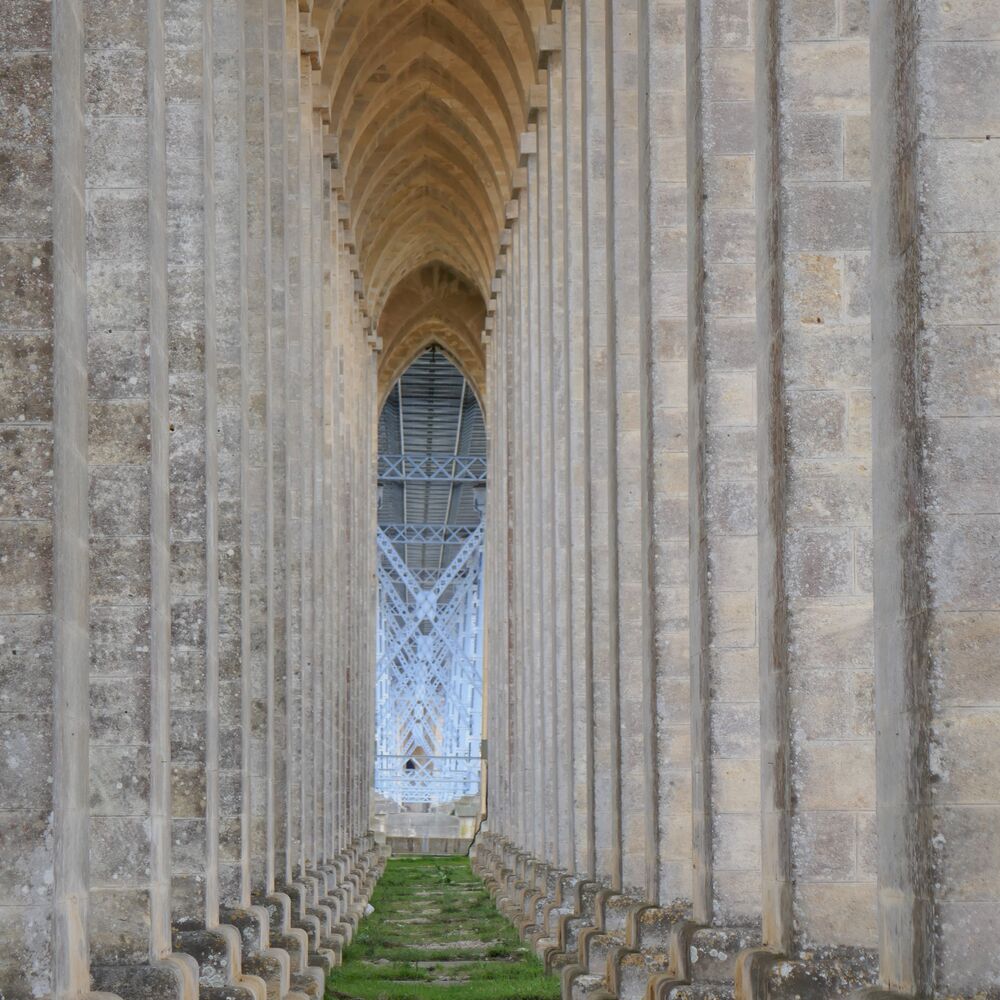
[379,522,477,545]
[378,453,487,483]
[375,523,485,804]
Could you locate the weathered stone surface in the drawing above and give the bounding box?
[0,3,997,999]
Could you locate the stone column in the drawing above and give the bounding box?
[83,0,159,963]
[687,0,762,929]
[506,215,519,850]
[164,0,218,930]
[545,48,577,875]
[332,222,348,859]
[608,0,647,899]
[308,90,325,892]
[311,98,325,890]
[265,0,289,895]
[361,297,371,846]
[214,0,251,913]
[514,171,533,859]
[309,110,326,881]
[641,0,692,908]
[50,0,93,992]
[502,253,521,837]
[755,0,876,960]
[364,341,377,837]
[486,289,504,834]
[169,0,274,977]
[298,72,327,897]
[525,123,548,863]
[347,287,357,853]
[333,228,346,855]
[562,0,596,879]
[0,1,90,994]
[280,5,303,895]
[85,0,194,992]
[483,324,494,822]
[498,262,516,840]
[502,264,516,842]
[350,294,359,848]
[294,52,314,890]
[336,225,349,859]
[512,197,530,852]
[327,224,339,861]
[535,102,559,866]
[327,173,343,869]
[330,229,344,856]
[348,295,358,849]
[320,160,335,867]
[581,0,618,890]
[354,309,363,846]
[242,0,270,904]
[490,265,500,837]
[870,4,1000,994]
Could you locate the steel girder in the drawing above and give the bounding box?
[379,522,477,545]
[378,453,487,483]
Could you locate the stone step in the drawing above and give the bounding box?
[764,953,878,1000]
[200,988,257,1000]
[612,951,675,1000]
[289,971,323,998]
[688,927,759,984]
[172,927,255,999]
[569,972,616,1000]
[665,983,736,1000]
[90,965,185,1000]
[582,930,626,977]
[242,955,283,1000]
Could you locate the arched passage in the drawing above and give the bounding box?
[314,0,553,310]
[374,348,487,831]
[375,263,487,407]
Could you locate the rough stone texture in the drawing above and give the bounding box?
[85,0,171,977]
[0,2,381,997]
[0,0,57,995]
[582,0,616,892]
[754,0,877,957]
[688,0,763,933]
[3,2,1000,1000]
[646,0,693,912]
[870,0,1000,995]
[475,3,998,1000]
[165,0,214,929]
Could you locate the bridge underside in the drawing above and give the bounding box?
[2,2,1000,1000]
[375,350,487,808]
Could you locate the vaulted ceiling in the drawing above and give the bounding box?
[313,0,555,395]
[376,264,486,405]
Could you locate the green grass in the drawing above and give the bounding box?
[326,855,561,1000]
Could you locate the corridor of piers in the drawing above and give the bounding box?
[1,2,999,1000]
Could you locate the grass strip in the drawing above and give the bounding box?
[326,855,560,1000]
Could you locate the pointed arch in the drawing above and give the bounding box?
[313,0,556,310]
[376,264,487,406]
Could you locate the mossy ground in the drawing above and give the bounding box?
[326,855,560,1000]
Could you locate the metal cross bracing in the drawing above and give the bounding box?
[375,524,485,804]
[375,347,487,805]
[379,522,477,545]
[374,755,483,800]
[378,452,487,483]
[405,566,459,586]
